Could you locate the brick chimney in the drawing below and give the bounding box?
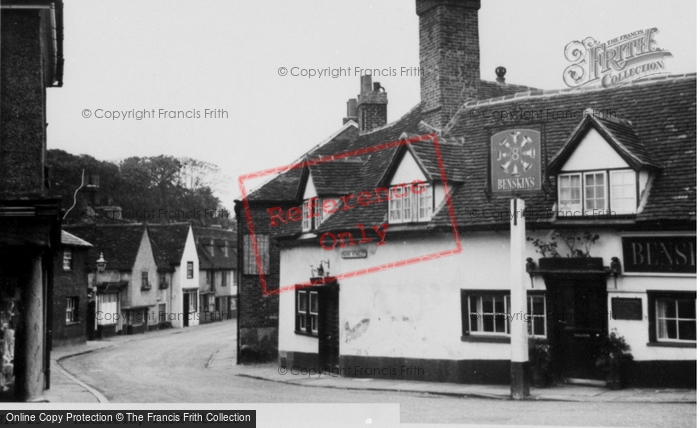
[416,0,481,129]
[356,75,388,133]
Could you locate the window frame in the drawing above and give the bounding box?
[295,288,320,336]
[648,291,696,345]
[557,173,582,213]
[243,234,270,275]
[62,249,73,271]
[583,170,608,214]
[460,290,547,339]
[65,296,79,324]
[187,261,194,279]
[302,197,320,232]
[609,169,637,214]
[141,270,151,290]
[388,182,434,224]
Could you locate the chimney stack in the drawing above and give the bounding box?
[356,75,388,133]
[343,98,358,125]
[416,0,481,129]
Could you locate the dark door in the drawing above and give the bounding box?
[318,282,339,368]
[86,300,96,340]
[183,292,190,327]
[548,276,608,380]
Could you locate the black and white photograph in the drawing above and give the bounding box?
[0,0,696,427]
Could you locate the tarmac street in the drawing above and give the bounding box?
[51,320,696,427]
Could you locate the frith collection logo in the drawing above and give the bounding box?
[563,28,672,88]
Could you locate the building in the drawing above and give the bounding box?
[244,0,696,388]
[235,120,359,363]
[65,224,163,336]
[0,0,64,401]
[193,226,238,324]
[52,231,92,347]
[149,223,199,328]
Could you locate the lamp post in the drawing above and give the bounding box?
[92,253,106,339]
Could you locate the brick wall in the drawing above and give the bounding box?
[238,201,300,362]
[416,0,481,129]
[358,91,388,133]
[0,11,47,196]
[52,246,89,347]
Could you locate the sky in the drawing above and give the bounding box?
[47,0,697,211]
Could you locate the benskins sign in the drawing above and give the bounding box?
[621,236,696,274]
[563,28,672,88]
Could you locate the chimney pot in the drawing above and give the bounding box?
[361,75,373,93]
[496,66,506,84]
[373,82,384,92]
[343,98,359,125]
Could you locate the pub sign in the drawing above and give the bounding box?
[490,129,542,194]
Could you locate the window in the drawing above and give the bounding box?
[584,171,607,213]
[655,297,696,342]
[206,271,212,285]
[467,294,510,335]
[187,261,194,279]
[610,170,636,214]
[558,169,638,216]
[159,273,168,289]
[243,234,270,275]
[388,182,433,224]
[141,271,150,290]
[223,245,229,257]
[460,291,547,338]
[558,173,582,212]
[62,249,73,271]
[302,197,321,232]
[296,289,319,335]
[65,297,79,324]
[208,241,215,257]
[527,295,547,337]
[221,271,227,287]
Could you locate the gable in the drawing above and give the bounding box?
[389,150,428,186]
[302,171,318,200]
[561,128,630,171]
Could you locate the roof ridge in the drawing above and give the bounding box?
[461,73,696,109]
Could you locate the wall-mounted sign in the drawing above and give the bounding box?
[611,298,643,320]
[621,236,696,274]
[341,249,367,259]
[490,129,542,194]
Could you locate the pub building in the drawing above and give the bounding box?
[241,0,695,388]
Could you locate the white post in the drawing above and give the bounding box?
[510,198,530,399]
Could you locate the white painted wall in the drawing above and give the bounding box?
[303,172,318,200]
[561,129,629,171]
[389,151,427,186]
[279,229,695,362]
[171,226,200,328]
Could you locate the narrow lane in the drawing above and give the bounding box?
[60,321,695,427]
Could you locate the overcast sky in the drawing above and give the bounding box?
[47,0,697,210]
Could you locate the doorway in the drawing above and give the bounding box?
[546,275,608,380]
[183,292,189,327]
[318,282,339,369]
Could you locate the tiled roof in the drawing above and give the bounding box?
[192,226,237,270]
[148,223,191,271]
[61,230,93,247]
[64,224,146,271]
[251,74,696,235]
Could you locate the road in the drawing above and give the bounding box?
[60,321,695,427]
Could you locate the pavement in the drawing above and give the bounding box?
[44,338,696,404]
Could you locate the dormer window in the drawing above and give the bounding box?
[301,197,321,232]
[557,169,637,216]
[388,181,432,224]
